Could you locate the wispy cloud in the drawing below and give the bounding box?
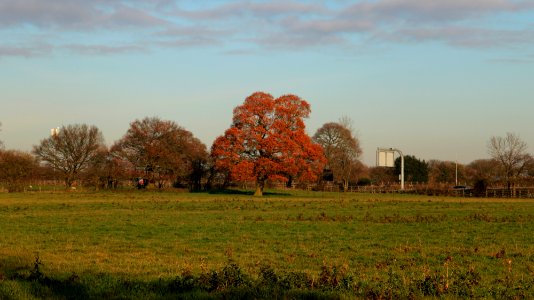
[0,43,53,58]
[488,57,534,64]
[1,0,534,58]
[0,0,169,29]
[342,0,534,23]
[174,1,327,20]
[65,44,148,55]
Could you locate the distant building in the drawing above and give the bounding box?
[50,127,60,137]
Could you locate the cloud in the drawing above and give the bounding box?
[1,0,534,57]
[378,26,534,48]
[101,4,170,28]
[252,32,348,50]
[287,0,534,49]
[0,43,53,58]
[66,44,148,55]
[488,57,534,64]
[343,0,534,23]
[175,1,327,20]
[0,0,168,29]
[281,16,373,34]
[157,37,220,48]
[178,0,534,51]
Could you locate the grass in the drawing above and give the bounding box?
[1,190,534,298]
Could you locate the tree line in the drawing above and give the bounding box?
[367,133,534,194]
[1,93,533,195]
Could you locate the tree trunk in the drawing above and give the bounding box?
[65,176,73,188]
[506,179,513,198]
[343,179,349,192]
[254,179,265,197]
[286,175,293,188]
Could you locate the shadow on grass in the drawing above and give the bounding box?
[0,257,341,299]
[0,256,90,300]
[2,255,534,299]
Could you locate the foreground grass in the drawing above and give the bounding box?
[1,190,533,298]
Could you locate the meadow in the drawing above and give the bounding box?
[1,190,534,299]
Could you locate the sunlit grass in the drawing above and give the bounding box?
[1,190,534,297]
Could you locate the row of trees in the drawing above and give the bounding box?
[1,93,533,195]
[1,92,330,194]
[366,133,534,192]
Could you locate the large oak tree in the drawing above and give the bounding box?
[111,117,208,190]
[211,92,325,196]
[33,124,105,188]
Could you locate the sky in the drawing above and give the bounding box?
[1,0,533,166]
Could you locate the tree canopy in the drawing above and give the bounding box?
[111,117,208,190]
[313,122,362,191]
[211,92,325,196]
[395,155,429,183]
[488,132,531,191]
[428,160,465,186]
[0,149,38,192]
[33,124,105,188]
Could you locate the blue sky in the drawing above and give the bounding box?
[1,0,533,165]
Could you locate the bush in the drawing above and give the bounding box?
[0,150,38,192]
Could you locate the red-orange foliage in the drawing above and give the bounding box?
[211,92,325,196]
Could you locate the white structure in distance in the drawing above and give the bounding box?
[50,127,60,137]
[376,147,405,190]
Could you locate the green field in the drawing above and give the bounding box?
[1,190,534,299]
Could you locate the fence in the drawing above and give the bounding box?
[4,178,534,199]
[485,187,534,198]
[268,181,534,199]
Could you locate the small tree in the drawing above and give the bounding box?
[487,132,531,193]
[428,160,466,186]
[81,148,131,190]
[313,122,362,192]
[395,155,428,183]
[211,92,325,196]
[0,150,39,192]
[465,159,498,184]
[33,124,105,188]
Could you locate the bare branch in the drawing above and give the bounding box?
[33,124,104,187]
[487,132,530,191]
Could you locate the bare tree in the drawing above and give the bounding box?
[33,124,105,188]
[313,122,362,192]
[488,132,531,193]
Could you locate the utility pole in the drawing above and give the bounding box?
[455,160,458,186]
